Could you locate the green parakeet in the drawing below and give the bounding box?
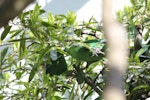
[46,51,67,76]
[67,39,106,62]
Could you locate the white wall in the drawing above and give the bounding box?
[0,0,131,35]
[26,0,102,22]
[26,0,131,22]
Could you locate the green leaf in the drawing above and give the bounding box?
[0,47,8,64]
[17,81,29,86]
[143,30,149,41]
[67,13,76,25]
[8,38,30,42]
[52,96,62,100]
[0,94,4,99]
[69,83,76,99]
[3,72,10,81]
[1,26,11,40]
[83,90,93,100]
[48,12,55,24]
[56,48,67,55]
[135,46,148,63]
[31,4,41,23]
[28,63,38,82]
[129,85,150,100]
[75,29,82,37]
[76,68,84,84]
[43,74,50,86]
[132,85,150,91]
[19,39,26,58]
[16,71,23,79]
[11,30,22,38]
[41,21,50,27]
[95,97,102,100]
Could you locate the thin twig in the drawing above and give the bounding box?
[74,64,103,95]
[83,74,103,95]
[0,43,13,46]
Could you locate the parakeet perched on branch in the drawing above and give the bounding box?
[67,39,106,62]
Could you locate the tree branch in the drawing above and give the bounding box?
[0,0,35,27]
[83,74,103,95]
[74,64,103,96]
[102,0,128,100]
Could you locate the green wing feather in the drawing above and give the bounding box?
[46,52,67,76]
[67,39,106,62]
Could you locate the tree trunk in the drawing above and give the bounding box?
[102,0,128,100]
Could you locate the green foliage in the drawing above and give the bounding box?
[1,4,104,99]
[0,1,150,99]
[117,0,150,99]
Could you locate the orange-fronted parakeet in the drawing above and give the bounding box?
[46,51,67,76]
[67,39,106,62]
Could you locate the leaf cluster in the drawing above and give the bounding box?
[1,4,105,100]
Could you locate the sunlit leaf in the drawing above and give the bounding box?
[48,12,55,24]
[3,72,10,81]
[135,46,148,62]
[143,30,149,41]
